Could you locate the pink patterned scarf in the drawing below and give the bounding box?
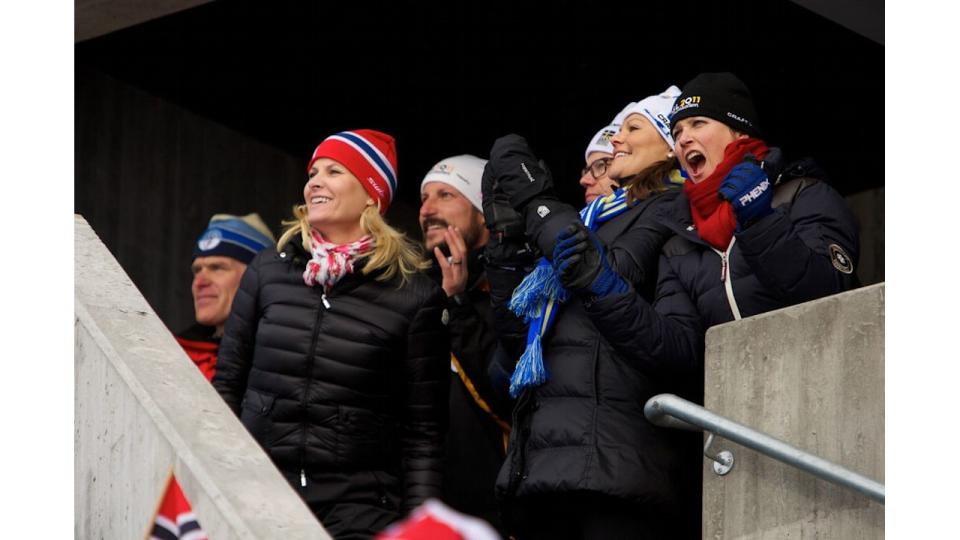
[302,229,374,292]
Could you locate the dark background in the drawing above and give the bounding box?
[75,0,884,332]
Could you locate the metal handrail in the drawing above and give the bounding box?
[644,393,885,504]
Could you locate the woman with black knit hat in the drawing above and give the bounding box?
[212,129,450,539]
[530,72,861,538]
[566,72,860,355]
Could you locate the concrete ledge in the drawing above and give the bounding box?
[74,215,329,539]
[703,283,885,539]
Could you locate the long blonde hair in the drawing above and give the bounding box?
[277,204,427,285]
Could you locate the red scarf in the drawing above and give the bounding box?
[684,138,769,250]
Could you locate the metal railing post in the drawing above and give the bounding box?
[644,393,885,504]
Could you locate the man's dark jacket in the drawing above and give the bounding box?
[428,249,513,533]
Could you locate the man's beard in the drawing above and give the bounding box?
[422,218,482,254]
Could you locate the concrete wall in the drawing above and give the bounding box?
[702,283,884,539]
[75,215,329,539]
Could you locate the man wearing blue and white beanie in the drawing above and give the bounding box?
[176,213,275,381]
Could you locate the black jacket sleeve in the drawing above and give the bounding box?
[485,263,529,358]
[446,287,498,404]
[483,263,530,416]
[399,285,451,511]
[582,254,704,380]
[605,191,680,302]
[211,251,263,415]
[736,180,860,305]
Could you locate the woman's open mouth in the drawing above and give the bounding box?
[685,150,706,177]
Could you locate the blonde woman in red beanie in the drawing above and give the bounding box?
[213,129,450,539]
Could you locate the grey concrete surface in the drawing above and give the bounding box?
[76,0,214,42]
[75,215,329,539]
[703,283,884,539]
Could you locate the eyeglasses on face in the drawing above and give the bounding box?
[581,157,612,180]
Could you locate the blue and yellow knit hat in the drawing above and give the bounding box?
[192,213,275,264]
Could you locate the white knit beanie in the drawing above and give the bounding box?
[584,125,617,162]
[615,85,682,148]
[420,154,487,211]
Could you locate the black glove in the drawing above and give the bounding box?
[481,158,526,241]
[551,222,627,297]
[487,134,556,209]
[481,156,538,268]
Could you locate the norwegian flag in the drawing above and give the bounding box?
[148,474,207,540]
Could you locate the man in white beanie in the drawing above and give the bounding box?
[419,155,509,535]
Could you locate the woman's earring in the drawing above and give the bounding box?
[667,152,675,159]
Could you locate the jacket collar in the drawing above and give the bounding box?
[653,190,718,249]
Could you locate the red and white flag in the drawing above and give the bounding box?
[376,499,499,540]
[147,473,208,540]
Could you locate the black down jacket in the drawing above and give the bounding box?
[581,159,861,380]
[212,239,450,514]
[494,188,692,518]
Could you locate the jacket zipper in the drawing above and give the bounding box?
[299,287,330,488]
[713,237,742,321]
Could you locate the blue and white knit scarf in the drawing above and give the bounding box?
[507,188,631,398]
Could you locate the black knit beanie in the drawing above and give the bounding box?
[669,72,762,138]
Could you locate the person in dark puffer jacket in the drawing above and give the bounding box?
[483,87,692,539]
[556,73,861,538]
[212,129,450,540]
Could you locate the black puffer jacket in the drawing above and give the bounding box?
[581,160,861,378]
[495,188,689,518]
[213,239,450,513]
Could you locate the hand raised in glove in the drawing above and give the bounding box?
[551,222,627,298]
[481,159,538,268]
[718,156,774,230]
[481,158,526,241]
[487,134,556,209]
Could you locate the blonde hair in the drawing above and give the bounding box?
[277,204,427,285]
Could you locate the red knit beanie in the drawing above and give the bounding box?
[307,129,398,214]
